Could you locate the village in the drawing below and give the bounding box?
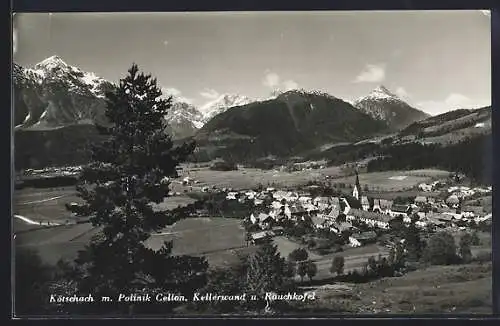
[178,169,492,257]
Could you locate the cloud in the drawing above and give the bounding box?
[200,88,220,100]
[263,71,281,88]
[282,80,299,91]
[162,87,193,104]
[444,93,472,107]
[163,40,169,46]
[416,93,489,115]
[353,64,386,83]
[395,87,410,99]
[262,70,299,91]
[163,87,182,97]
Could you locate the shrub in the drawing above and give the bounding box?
[330,256,345,276]
[473,251,491,263]
[422,231,460,265]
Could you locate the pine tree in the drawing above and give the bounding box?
[245,238,287,297]
[297,261,308,282]
[66,64,207,314]
[404,220,424,262]
[330,256,345,276]
[305,260,318,281]
[459,233,473,263]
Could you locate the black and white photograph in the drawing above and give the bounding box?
[12,10,492,316]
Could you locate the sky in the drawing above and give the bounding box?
[13,10,491,115]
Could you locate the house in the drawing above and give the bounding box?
[314,196,331,211]
[258,213,273,229]
[226,192,238,200]
[379,199,393,213]
[332,221,353,233]
[426,217,447,228]
[361,196,370,211]
[372,199,381,213]
[326,205,341,220]
[389,205,409,218]
[348,209,391,229]
[432,213,458,224]
[272,226,284,235]
[352,231,378,245]
[250,213,259,224]
[245,190,257,200]
[418,183,433,192]
[348,236,362,247]
[311,215,327,229]
[272,191,288,201]
[313,196,330,205]
[340,197,351,215]
[299,196,313,204]
[254,199,264,206]
[251,230,275,244]
[414,196,428,206]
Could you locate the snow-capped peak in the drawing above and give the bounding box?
[199,93,253,122]
[34,55,69,71]
[367,85,398,100]
[27,55,109,98]
[354,85,400,104]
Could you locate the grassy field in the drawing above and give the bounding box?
[299,262,492,314]
[329,169,451,191]
[177,165,345,190]
[14,186,196,223]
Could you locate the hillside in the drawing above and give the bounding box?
[195,90,388,161]
[398,106,491,145]
[354,86,429,131]
[14,124,106,170]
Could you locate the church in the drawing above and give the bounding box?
[352,170,370,211]
[352,170,361,201]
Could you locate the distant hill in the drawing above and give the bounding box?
[353,85,429,131]
[397,106,491,145]
[15,124,106,170]
[194,90,388,161]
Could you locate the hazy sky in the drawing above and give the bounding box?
[13,10,491,115]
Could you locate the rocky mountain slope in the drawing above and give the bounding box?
[194,90,388,161]
[353,85,429,131]
[199,94,253,123]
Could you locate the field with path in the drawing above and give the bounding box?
[329,169,451,191]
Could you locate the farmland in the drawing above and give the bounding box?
[328,169,451,191]
[175,164,345,190]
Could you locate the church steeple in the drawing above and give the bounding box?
[353,169,361,200]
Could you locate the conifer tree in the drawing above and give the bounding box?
[66,64,207,314]
[245,238,287,296]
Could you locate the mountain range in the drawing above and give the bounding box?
[353,85,430,130]
[14,56,434,169]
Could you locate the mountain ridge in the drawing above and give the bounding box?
[353,85,429,130]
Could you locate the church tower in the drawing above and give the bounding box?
[353,170,361,200]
